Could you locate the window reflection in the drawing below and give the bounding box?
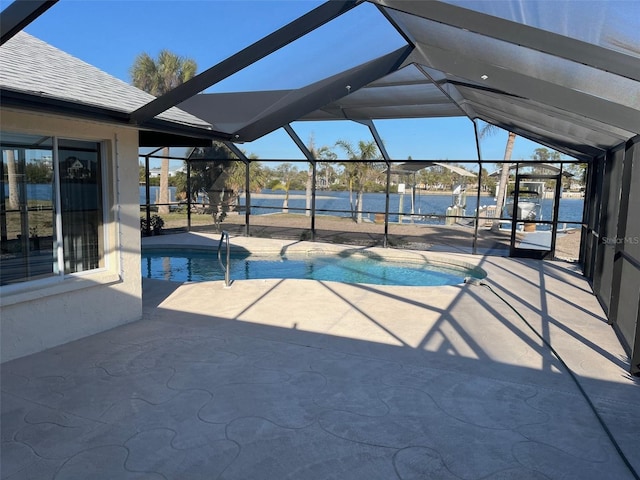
[58,140,103,274]
[1,134,104,285]
[1,135,55,284]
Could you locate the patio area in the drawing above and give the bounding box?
[2,234,639,479]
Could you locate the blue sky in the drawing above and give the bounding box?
[18,0,563,164]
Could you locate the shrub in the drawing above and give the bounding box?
[141,214,164,236]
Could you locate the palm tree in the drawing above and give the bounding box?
[272,163,298,213]
[130,50,197,215]
[183,144,266,229]
[185,143,237,229]
[479,123,516,231]
[225,157,266,199]
[306,134,336,216]
[335,140,382,223]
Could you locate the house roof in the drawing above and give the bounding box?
[0,32,224,144]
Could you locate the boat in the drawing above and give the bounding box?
[503,181,544,222]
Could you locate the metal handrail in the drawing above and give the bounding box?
[217,231,231,288]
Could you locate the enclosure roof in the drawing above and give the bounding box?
[176,0,640,161]
[1,0,639,160]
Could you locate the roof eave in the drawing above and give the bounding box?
[0,88,232,144]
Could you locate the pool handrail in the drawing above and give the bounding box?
[217,231,231,288]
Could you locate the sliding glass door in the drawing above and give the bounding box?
[1,133,104,286]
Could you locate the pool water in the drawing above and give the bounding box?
[142,249,482,286]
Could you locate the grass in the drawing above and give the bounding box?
[2,201,55,240]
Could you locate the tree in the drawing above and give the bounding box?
[566,163,587,187]
[25,161,52,184]
[335,140,383,223]
[182,144,266,229]
[186,143,237,229]
[130,50,197,215]
[306,135,337,216]
[224,157,266,199]
[170,170,187,199]
[479,123,516,231]
[139,164,145,183]
[531,147,561,163]
[480,167,496,193]
[271,163,298,213]
[6,150,19,210]
[531,147,562,188]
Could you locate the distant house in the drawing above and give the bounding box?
[0,32,214,362]
[148,166,185,178]
[569,181,585,192]
[148,167,163,178]
[65,157,91,179]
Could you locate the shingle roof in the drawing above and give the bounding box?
[0,31,212,130]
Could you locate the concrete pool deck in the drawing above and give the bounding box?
[2,233,639,479]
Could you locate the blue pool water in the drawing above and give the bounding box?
[141,249,483,286]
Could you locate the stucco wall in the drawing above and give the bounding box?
[1,109,142,362]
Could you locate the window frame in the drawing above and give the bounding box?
[1,132,112,294]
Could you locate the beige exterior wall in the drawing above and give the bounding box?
[1,109,142,362]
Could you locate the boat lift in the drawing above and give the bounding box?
[388,161,477,224]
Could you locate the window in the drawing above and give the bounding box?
[1,133,105,286]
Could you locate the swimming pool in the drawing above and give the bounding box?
[141,248,485,286]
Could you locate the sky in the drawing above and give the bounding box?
[15,0,569,165]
